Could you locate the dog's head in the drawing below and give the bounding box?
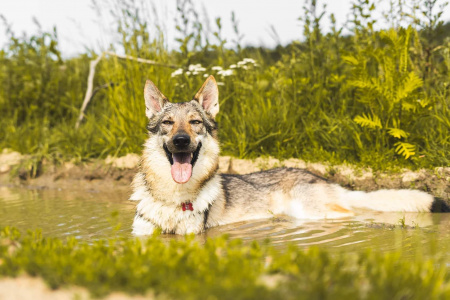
[143,76,219,184]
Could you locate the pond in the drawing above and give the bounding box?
[1,186,449,259]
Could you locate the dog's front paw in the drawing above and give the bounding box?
[132,215,156,236]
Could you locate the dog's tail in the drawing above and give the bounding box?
[430,198,450,212]
[339,188,447,212]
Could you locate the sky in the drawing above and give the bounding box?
[1,0,449,57]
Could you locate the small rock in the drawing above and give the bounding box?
[402,171,420,183]
[254,156,281,170]
[336,166,373,181]
[228,158,261,174]
[283,158,307,169]
[435,167,450,176]
[105,153,140,169]
[0,149,24,173]
[307,162,328,175]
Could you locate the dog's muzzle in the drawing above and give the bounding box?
[163,143,202,184]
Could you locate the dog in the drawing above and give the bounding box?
[130,75,444,235]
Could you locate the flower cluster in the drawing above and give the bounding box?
[187,64,206,75]
[171,68,183,77]
[212,67,234,77]
[229,58,258,70]
[171,64,207,77]
[170,58,258,80]
[208,66,232,77]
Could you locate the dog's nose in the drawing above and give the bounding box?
[173,134,191,148]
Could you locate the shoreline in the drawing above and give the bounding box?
[0,276,152,300]
[0,149,449,203]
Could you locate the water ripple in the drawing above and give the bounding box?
[1,186,449,256]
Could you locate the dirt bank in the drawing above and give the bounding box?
[0,149,449,203]
[0,276,154,300]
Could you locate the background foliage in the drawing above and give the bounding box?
[1,0,449,170]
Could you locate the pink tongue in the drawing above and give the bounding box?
[171,153,193,184]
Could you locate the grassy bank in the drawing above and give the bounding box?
[0,227,449,299]
[1,0,450,172]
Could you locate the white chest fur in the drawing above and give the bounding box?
[131,174,222,235]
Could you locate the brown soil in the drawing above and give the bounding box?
[0,149,449,203]
[0,276,154,300]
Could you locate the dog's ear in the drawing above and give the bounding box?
[193,75,219,118]
[144,80,168,118]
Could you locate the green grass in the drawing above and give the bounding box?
[1,227,449,299]
[1,0,450,172]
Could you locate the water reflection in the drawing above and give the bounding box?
[0,186,135,240]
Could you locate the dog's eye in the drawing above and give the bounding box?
[190,120,202,125]
[162,120,174,125]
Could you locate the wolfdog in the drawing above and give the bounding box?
[130,76,444,235]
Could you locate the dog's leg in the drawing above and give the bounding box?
[284,184,355,219]
[132,215,156,235]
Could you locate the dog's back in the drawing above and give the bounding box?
[214,167,435,222]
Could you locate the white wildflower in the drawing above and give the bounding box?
[203,74,209,78]
[171,68,183,77]
[212,66,223,71]
[185,71,192,76]
[188,64,202,71]
[229,64,237,69]
[217,82,225,86]
[217,69,234,77]
[235,58,257,69]
[243,58,256,64]
[192,71,199,75]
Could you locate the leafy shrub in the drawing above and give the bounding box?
[1,227,449,299]
[0,0,449,169]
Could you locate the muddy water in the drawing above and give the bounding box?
[0,186,135,240]
[1,186,449,258]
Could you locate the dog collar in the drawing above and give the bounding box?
[181,202,193,211]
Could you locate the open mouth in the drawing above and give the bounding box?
[163,143,202,184]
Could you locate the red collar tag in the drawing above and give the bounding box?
[182,202,193,211]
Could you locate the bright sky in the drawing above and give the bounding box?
[1,0,449,57]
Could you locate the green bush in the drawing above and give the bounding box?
[1,227,449,299]
[0,0,449,170]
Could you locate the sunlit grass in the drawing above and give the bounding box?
[0,227,449,299]
[0,0,449,172]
